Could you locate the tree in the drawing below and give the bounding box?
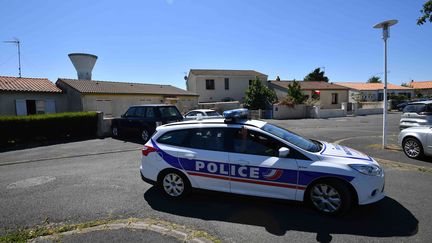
[304,68,329,82]
[401,82,410,87]
[244,77,277,110]
[418,0,432,25]
[367,76,382,83]
[286,80,305,104]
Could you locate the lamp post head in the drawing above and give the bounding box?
[373,19,398,40]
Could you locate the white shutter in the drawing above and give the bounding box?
[45,99,56,113]
[15,99,27,116]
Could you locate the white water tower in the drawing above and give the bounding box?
[68,53,98,80]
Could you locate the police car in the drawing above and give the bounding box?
[140,109,385,215]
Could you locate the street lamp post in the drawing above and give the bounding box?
[373,19,398,149]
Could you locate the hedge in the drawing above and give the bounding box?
[0,112,98,145]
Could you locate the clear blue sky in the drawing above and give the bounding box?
[1,0,431,89]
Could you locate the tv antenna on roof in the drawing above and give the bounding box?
[3,38,21,77]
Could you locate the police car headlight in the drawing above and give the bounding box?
[349,164,382,176]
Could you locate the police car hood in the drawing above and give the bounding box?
[318,141,377,164]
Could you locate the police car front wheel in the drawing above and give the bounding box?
[158,170,190,199]
[307,179,352,215]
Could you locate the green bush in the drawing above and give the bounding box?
[0,112,98,145]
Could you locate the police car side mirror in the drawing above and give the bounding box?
[279,147,290,157]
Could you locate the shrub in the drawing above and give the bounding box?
[0,112,98,145]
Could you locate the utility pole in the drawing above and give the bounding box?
[3,38,21,77]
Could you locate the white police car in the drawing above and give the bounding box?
[140,109,385,215]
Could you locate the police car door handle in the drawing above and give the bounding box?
[183,153,196,159]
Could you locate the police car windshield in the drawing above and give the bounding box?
[262,124,321,152]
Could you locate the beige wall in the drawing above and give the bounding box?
[317,90,349,109]
[188,74,268,102]
[81,94,198,117]
[0,92,67,116]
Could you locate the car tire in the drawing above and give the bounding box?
[112,126,120,137]
[402,137,424,159]
[306,179,352,215]
[141,128,150,142]
[157,170,191,199]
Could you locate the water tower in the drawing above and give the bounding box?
[68,53,98,80]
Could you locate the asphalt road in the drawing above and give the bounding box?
[0,113,431,242]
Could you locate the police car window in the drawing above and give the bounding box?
[187,128,226,152]
[231,128,282,157]
[157,130,189,147]
[262,124,321,153]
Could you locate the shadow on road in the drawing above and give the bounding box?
[144,187,418,242]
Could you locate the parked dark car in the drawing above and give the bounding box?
[111,104,183,141]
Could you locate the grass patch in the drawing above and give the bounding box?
[0,218,220,243]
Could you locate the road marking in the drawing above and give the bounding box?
[0,148,141,167]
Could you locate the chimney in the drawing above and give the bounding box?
[68,53,98,80]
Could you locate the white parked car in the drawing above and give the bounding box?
[398,126,432,159]
[140,109,385,215]
[183,109,222,120]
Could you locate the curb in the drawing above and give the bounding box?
[25,219,217,243]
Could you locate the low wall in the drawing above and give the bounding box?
[355,108,383,116]
[198,101,240,113]
[309,106,346,118]
[273,104,307,119]
[360,101,383,109]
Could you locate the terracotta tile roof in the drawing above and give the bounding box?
[409,81,432,89]
[269,80,349,90]
[334,82,413,90]
[57,78,198,96]
[189,69,267,77]
[0,76,62,93]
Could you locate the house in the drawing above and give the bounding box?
[335,82,414,102]
[56,78,199,117]
[0,76,66,116]
[408,80,432,97]
[268,80,349,109]
[186,69,268,103]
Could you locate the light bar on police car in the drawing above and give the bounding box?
[223,108,248,120]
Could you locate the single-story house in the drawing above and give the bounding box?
[408,80,432,97]
[335,82,414,102]
[268,80,349,109]
[0,76,66,116]
[186,69,268,103]
[56,78,199,117]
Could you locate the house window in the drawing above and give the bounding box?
[331,93,338,104]
[206,79,215,90]
[225,78,229,90]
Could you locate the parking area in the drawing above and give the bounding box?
[0,113,431,242]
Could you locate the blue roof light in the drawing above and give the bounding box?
[223,108,249,120]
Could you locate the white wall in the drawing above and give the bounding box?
[273,104,307,119]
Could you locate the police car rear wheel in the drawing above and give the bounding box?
[158,171,190,198]
[307,179,352,215]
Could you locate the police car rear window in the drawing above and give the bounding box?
[157,130,189,147]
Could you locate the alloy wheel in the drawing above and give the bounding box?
[162,173,185,197]
[404,139,421,158]
[310,183,342,213]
